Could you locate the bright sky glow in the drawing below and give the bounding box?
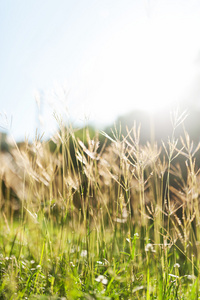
[1,0,200,140]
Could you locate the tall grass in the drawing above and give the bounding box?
[0,111,200,299]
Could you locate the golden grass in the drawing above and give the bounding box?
[1,111,200,298]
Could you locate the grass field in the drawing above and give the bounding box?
[1,111,200,299]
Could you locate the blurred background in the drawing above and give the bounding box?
[1,0,200,141]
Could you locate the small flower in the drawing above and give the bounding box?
[174,263,180,268]
[36,265,41,269]
[80,250,87,257]
[185,274,196,281]
[95,275,108,285]
[145,243,156,253]
[70,261,75,267]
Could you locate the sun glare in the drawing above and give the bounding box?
[75,15,199,125]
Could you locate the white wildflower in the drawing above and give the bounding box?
[70,261,75,267]
[174,263,180,268]
[145,243,156,253]
[95,275,108,285]
[80,250,87,257]
[185,274,196,280]
[36,265,41,269]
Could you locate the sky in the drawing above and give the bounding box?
[1,0,200,141]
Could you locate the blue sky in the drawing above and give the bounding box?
[1,0,200,141]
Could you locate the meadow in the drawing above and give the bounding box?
[1,110,200,299]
